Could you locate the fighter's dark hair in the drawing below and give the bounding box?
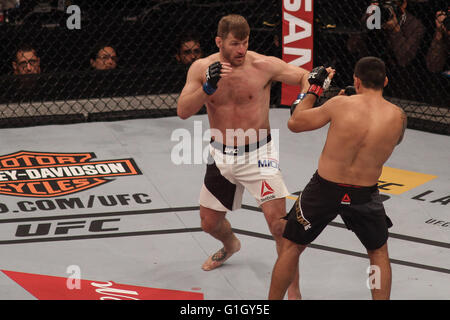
[354,56,386,90]
[217,14,250,40]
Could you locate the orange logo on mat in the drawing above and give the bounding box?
[261,180,274,197]
[0,151,142,197]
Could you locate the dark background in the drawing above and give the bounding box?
[0,0,448,133]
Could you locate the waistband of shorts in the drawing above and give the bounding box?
[210,134,272,155]
[314,171,378,193]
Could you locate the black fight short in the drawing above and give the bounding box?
[283,171,393,250]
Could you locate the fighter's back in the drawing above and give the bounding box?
[318,94,406,186]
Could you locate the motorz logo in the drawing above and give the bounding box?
[0,151,142,197]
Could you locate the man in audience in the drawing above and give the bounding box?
[12,45,41,75]
[426,8,449,75]
[175,32,203,67]
[90,45,119,70]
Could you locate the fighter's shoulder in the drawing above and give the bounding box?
[251,51,281,63]
[318,95,357,115]
[324,94,350,107]
[250,52,284,69]
[391,103,407,120]
[188,54,218,77]
[191,54,218,68]
[379,97,402,112]
[383,101,407,133]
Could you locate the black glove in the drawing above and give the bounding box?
[306,66,331,98]
[344,85,356,96]
[203,61,222,95]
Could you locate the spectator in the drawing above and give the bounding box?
[12,45,41,75]
[348,1,425,67]
[90,45,118,70]
[174,33,203,67]
[383,0,425,67]
[426,9,449,74]
[171,32,205,102]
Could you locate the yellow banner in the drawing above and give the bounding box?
[378,166,437,195]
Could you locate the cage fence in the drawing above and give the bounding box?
[0,0,448,134]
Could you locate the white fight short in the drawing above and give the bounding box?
[199,134,290,211]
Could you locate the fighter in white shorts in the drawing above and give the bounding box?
[200,134,290,212]
[176,14,311,299]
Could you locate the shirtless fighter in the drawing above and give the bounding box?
[177,14,313,299]
[269,57,407,300]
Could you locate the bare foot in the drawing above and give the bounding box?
[202,240,241,271]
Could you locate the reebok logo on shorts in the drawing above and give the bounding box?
[261,180,274,197]
[341,193,351,205]
[260,180,276,202]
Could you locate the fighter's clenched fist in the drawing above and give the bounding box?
[203,61,232,95]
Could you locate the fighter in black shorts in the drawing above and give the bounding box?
[283,171,393,251]
[269,57,407,300]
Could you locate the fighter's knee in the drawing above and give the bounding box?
[201,219,213,234]
[262,201,286,239]
[200,207,226,234]
[267,219,285,240]
[201,216,220,234]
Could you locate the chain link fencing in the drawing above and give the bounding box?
[314,0,449,135]
[0,0,448,134]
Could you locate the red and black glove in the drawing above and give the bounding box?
[306,66,331,98]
